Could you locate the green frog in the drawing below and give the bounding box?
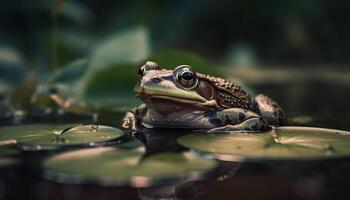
[122,61,286,132]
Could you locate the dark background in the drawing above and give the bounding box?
[2,0,350,68]
[1,1,350,200]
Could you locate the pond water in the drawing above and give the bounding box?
[0,80,350,200]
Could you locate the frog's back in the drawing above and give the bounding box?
[197,73,258,111]
[198,73,286,126]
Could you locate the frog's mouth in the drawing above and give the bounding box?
[135,83,205,101]
[136,92,203,104]
[134,83,220,110]
[136,93,219,112]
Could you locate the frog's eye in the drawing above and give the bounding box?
[138,61,160,78]
[174,65,198,89]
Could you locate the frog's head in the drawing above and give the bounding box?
[134,61,216,110]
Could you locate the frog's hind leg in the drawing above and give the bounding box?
[208,108,269,133]
[208,118,269,133]
[255,94,287,126]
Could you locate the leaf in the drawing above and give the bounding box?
[89,26,150,71]
[42,147,216,187]
[177,127,350,162]
[84,63,140,109]
[63,27,150,109]
[48,59,91,114]
[50,58,88,86]
[49,60,139,114]
[60,125,124,145]
[0,124,124,150]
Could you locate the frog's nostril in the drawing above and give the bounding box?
[151,77,162,83]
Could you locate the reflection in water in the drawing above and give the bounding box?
[137,161,241,200]
[134,128,190,156]
[134,128,241,200]
[132,122,350,199]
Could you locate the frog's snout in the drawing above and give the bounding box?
[135,77,161,95]
[139,76,164,89]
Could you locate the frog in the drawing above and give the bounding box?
[122,61,287,132]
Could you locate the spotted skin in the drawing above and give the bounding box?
[255,94,287,126]
[209,108,269,132]
[193,74,285,131]
[197,73,257,111]
[209,118,268,132]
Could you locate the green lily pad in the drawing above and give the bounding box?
[177,127,350,162]
[57,125,124,145]
[43,147,217,187]
[0,124,124,150]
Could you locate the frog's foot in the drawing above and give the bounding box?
[208,117,268,133]
[255,94,287,126]
[122,111,137,131]
[208,108,269,133]
[122,104,147,131]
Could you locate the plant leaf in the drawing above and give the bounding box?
[43,147,216,187]
[0,124,124,150]
[177,127,350,161]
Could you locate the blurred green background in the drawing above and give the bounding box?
[1,2,350,199]
[3,0,350,67]
[0,0,349,126]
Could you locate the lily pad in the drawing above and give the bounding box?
[177,126,350,162]
[0,124,124,150]
[43,147,217,187]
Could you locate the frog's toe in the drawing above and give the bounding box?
[122,112,137,130]
[122,118,132,129]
